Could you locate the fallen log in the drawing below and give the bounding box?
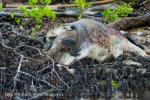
[84,3,118,15]
[1,11,150,30]
[0,10,104,22]
[56,0,115,9]
[5,0,115,10]
[109,13,150,30]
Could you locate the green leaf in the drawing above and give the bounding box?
[0,3,3,11]
[31,28,36,38]
[17,0,56,39]
[43,6,56,20]
[102,9,119,22]
[43,0,51,5]
[102,3,133,23]
[36,24,41,29]
[18,6,28,17]
[15,18,21,25]
[18,6,27,12]
[114,3,133,17]
[74,0,92,19]
[111,80,119,89]
[29,0,38,7]
[10,13,14,19]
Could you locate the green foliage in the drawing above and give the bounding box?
[29,0,51,7]
[29,0,38,7]
[18,6,28,17]
[74,0,92,19]
[19,0,56,22]
[40,0,52,5]
[31,27,36,38]
[10,13,21,25]
[102,9,119,22]
[27,7,55,24]
[114,3,133,17]
[18,0,56,25]
[128,0,138,6]
[111,80,119,89]
[0,3,3,11]
[15,18,21,25]
[42,6,56,20]
[74,0,91,10]
[102,3,133,22]
[10,13,15,19]
[18,0,56,38]
[29,7,43,24]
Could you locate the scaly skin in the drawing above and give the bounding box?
[47,19,148,66]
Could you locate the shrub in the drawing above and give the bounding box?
[114,3,133,17]
[102,9,119,22]
[18,0,56,38]
[18,0,56,25]
[74,0,92,19]
[0,3,2,11]
[111,80,119,89]
[102,3,133,23]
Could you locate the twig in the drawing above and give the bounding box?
[13,54,24,89]
[0,22,20,35]
[47,55,71,88]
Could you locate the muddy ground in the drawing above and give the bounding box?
[0,2,150,100]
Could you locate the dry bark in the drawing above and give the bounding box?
[110,13,150,30]
[5,0,114,10]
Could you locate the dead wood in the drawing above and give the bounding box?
[56,0,115,9]
[0,10,104,22]
[110,13,150,30]
[5,0,115,10]
[0,11,24,17]
[0,0,115,21]
[1,8,150,27]
[84,3,118,15]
